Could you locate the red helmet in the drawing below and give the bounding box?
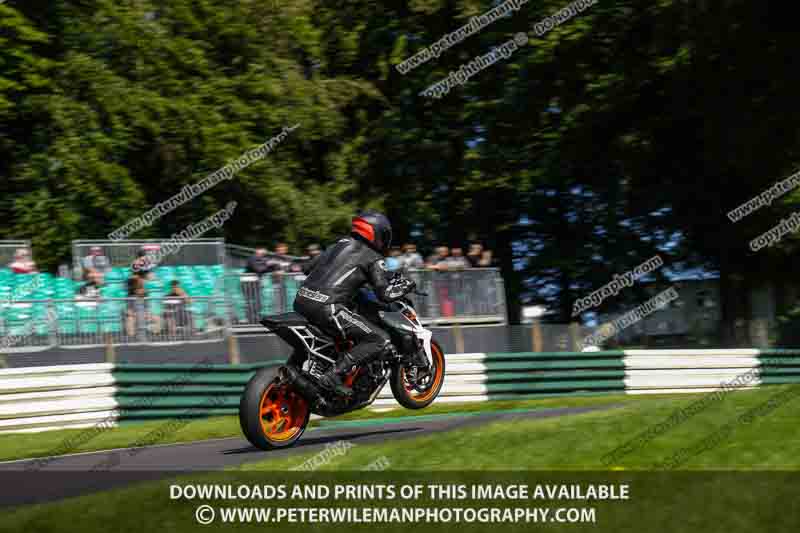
[351,210,392,253]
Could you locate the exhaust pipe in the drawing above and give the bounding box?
[280,366,324,404]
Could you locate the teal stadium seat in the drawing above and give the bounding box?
[104,268,126,283]
[77,304,100,334]
[3,307,33,336]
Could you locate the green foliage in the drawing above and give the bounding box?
[2,0,800,331]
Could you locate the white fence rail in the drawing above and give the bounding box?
[1,349,792,434]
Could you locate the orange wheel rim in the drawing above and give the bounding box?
[403,343,444,403]
[259,383,309,442]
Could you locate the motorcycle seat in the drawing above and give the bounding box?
[260,312,308,329]
[261,313,335,343]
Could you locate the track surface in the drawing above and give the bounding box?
[0,405,618,507]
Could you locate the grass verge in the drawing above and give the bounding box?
[4,386,800,533]
[0,393,637,462]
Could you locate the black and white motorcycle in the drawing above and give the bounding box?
[239,283,446,450]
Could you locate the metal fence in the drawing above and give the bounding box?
[227,272,305,326]
[72,239,226,279]
[0,296,228,352]
[225,244,307,269]
[0,240,33,267]
[227,268,507,328]
[407,268,507,324]
[425,321,785,355]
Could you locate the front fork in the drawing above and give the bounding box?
[397,347,433,389]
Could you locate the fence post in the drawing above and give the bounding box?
[452,324,465,354]
[427,271,440,323]
[532,320,543,352]
[48,299,58,349]
[569,322,581,351]
[749,318,769,348]
[105,333,116,363]
[228,333,241,364]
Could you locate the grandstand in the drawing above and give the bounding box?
[0,239,508,354]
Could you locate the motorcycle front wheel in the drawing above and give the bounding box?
[390,340,446,409]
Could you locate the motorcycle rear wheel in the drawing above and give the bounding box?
[239,366,310,450]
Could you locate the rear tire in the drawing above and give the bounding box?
[239,366,310,450]
[390,340,446,409]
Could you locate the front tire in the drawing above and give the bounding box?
[390,340,446,409]
[239,366,310,450]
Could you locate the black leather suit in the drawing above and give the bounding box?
[293,235,414,366]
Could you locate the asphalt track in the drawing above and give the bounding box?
[0,405,619,507]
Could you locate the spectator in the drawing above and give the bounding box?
[467,242,484,268]
[267,242,293,272]
[131,249,155,279]
[126,272,144,336]
[126,271,159,336]
[426,246,450,271]
[466,242,494,267]
[82,246,110,278]
[245,248,270,275]
[400,243,424,269]
[244,248,269,323]
[9,248,37,274]
[445,247,470,269]
[164,280,193,335]
[299,243,322,274]
[481,248,494,267]
[307,243,322,259]
[267,243,295,312]
[78,268,105,299]
[426,246,455,315]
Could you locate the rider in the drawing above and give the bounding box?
[293,210,416,396]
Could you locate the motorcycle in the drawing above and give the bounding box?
[239,287,446,450]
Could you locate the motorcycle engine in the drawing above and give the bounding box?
[351,361,387,403]
[304,357,332,379]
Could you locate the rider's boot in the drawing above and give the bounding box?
[318,353,357,397]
